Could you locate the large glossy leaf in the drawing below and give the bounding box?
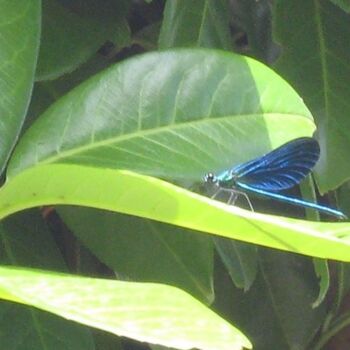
[58,207,214,303]
[37,0,130,80]
[0,266,251,350]
[273,0,350,192]
[26,51,120,132]
[8,49,315,180]
[159,0,231,49]
[0,211,94,349]
[0,0,40,173]
[1,164,350,261]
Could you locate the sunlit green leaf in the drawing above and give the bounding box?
[1,164,350,261]
[8,49,315,181]
[0,266,251,350]
[0,211,94,349]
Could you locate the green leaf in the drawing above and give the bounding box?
[215,249,326,349]
[312,259,329,308]
[0,211,94,349]
[0,266,252,350]
[0,210,65,268]
[0,301,95,350]
[330,0,350,13]
[93,330,124,350]
[37,0,130,80]
[58,207,214,303]
[159,0,231,49]
[258,250,326,348]
[273,0,350,192]
[0,0,40,173]
[1,164,350,261]
[299,177,330,306]
[26,50,119,131]
[214,237,257,291]
[233,0,278,63]
[8,49,315,180]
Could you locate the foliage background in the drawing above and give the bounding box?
[1,1,350,350]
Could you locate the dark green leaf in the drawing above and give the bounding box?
[159,0,231,49]
[58,207,214,303]
[0,0,40,174]
[215,249,326,350]
[37,0,130,80]
[232,0,279,63]
[94,329,123,350]
[273,0,350,192]
[329,0,350,12]
[214,237,257,291]
[0,210,94,349]
[0,301,95,350]
[0,210,64,268]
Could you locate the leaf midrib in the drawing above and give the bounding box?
[37,112,309,167]
[314,0,329,120]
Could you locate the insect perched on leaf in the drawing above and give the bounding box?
[204,137,346,219]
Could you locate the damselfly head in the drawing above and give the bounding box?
[204,172,218,185]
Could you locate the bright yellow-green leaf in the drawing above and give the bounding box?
[0,266,251,350]
[1,163,350,261]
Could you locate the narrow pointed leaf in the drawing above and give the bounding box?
[1,164,350,261]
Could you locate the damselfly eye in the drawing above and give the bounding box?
[204,172,216,183]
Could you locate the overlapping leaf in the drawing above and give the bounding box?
[1,164,350,261]
[58,207,214,303]
[274,0,350,191]
[159,0,231,49]
[9,49,315,181]
[0,266,251,350]
[37,0,130,80]
[0,0,40,173]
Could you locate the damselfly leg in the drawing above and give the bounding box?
[211,187,254,211]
